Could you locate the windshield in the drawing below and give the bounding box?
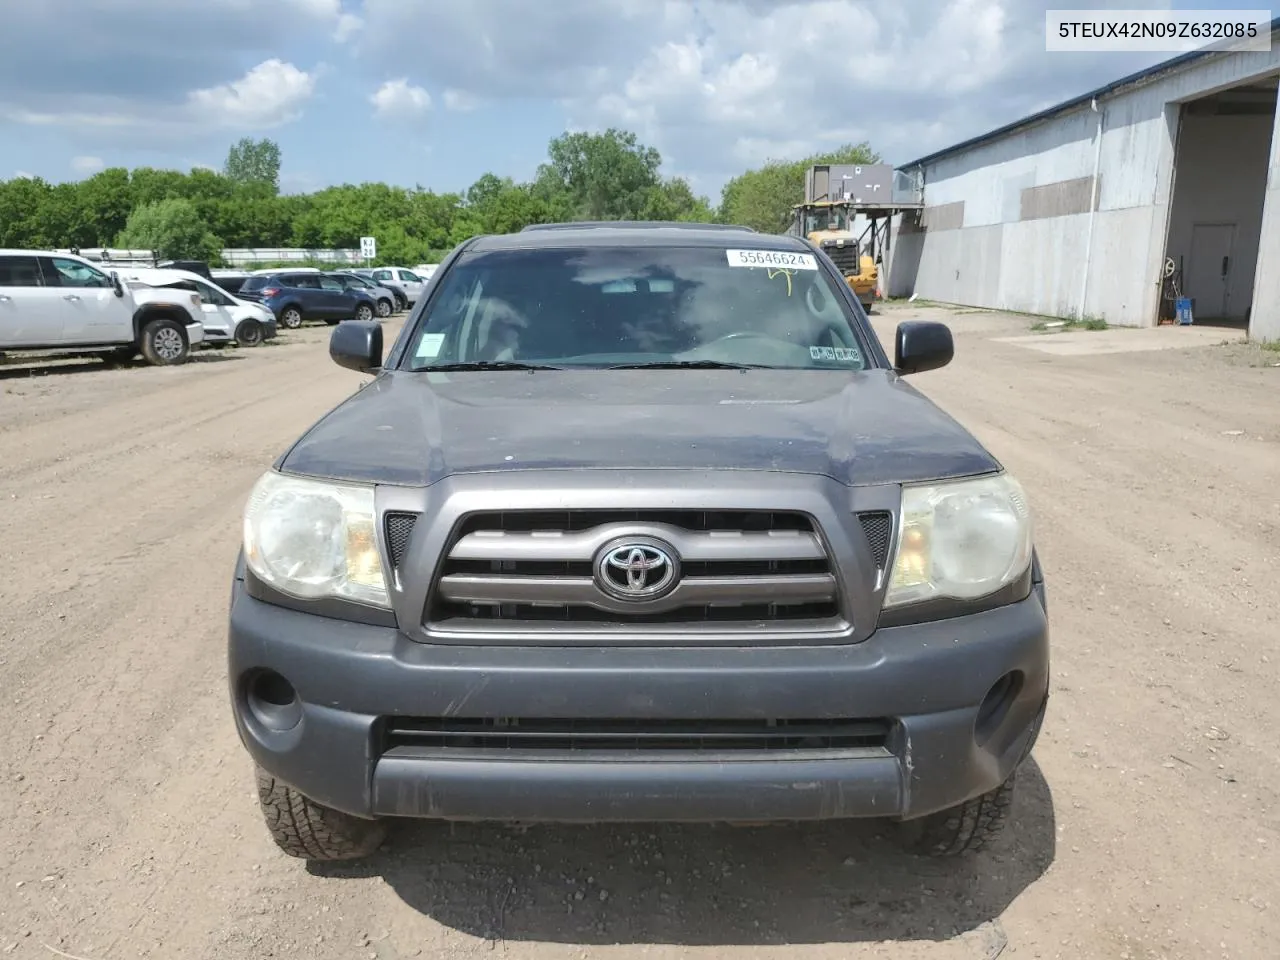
[804,208,850,233]
[402,245,870,372]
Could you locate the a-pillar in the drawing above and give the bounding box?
[1248,90,1280,342]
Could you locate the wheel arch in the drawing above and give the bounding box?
[132,303,193,343]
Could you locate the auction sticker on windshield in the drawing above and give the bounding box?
[726,249,817,270]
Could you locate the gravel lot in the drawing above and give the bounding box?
[1,305,1276,960]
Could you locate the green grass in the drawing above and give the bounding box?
[1031,315,1109,332]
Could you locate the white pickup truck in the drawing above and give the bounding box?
[0,250,205,365]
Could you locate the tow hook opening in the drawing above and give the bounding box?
[974,670,1024,748]
[246,669,303,732]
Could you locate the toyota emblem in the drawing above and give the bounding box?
[594,537,680,602]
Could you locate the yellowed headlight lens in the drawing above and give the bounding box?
[345,513,386,591]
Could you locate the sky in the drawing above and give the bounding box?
[0,0,1261,202]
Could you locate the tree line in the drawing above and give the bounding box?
[0,132,879,266]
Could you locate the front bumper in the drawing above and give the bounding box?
[185,321,206,347]
[228,573,1049,825]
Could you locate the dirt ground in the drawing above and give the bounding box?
[0,304,1276,960]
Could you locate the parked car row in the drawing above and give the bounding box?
[0,250,433,369]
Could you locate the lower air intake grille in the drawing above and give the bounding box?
[382,717,892,755]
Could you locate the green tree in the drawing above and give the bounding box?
[719,142,881,233]
[115,198,222,260]
[536,128,664,221]
[77,168,135,246]
[223,137,282,193]
[0,176,54,247]
[641,177,715,223]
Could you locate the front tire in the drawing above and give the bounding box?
[895,773,1017,857]
[235,320,264,347]
[355,303,374,323]
[279,307,303,330]
[376,298,392,318]
[256,768,386,861]
[139,318,189,366]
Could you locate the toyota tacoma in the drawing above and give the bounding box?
[228,221,1049,862]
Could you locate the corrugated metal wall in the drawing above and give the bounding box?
[889,44,1280,326]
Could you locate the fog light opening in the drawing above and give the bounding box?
[246,669,303,732]
[974,671,1023,747]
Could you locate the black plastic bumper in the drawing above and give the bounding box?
[228,578,1049,824]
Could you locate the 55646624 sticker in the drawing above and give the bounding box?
[811,346,861,362]
[726,249,818,270]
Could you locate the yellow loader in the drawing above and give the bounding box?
[789,200,878,312]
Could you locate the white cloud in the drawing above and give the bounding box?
[187,59,315,128]
[334,12,363,42]
[443,88,481,112]
[71,155,104,174]
[358,0,1174,193]
[370,78,431,120]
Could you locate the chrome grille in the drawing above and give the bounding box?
[426,510,842,632]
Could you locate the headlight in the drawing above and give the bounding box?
[884,472,1033,608]
[243,471,389,608]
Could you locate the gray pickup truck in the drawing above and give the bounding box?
[228,221,1049,863]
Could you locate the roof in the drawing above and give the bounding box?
[520,220,756,233]
[898,19,1280,170]
[472,221,799,252]
[113,266,205,286]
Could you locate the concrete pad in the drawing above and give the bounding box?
[991,325,1244,356]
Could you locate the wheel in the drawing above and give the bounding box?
[280,307,303,330]
[895,772,1018,857]
[376,298,392,318]
[355,303,374,323]
[235,319,264,347]
[139,318,189,366]
[256,768,386,861]
[394,293,407,311]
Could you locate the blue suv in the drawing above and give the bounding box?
[239,271,377,330]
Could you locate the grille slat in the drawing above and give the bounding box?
[426,510,843,632]
[383,717,892,755]
[822,243,860,273]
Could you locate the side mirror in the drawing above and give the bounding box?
[330,319,383,373]
[894,320,953,375]
[109,271,124,298]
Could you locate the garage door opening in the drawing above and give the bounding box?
[1162,78,1277,328]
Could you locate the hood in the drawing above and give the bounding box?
[279,369,1001,488]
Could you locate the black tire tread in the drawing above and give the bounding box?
[256,768,385,861]
[898,773,1017,857]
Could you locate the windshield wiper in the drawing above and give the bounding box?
[423,361,563,371]
[606,360,769,370]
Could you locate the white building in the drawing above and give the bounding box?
[889,22,1280,341]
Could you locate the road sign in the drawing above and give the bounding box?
[360,236,377,260]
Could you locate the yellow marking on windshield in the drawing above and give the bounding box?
[767,267,796,296]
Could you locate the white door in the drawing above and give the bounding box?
[0,254,67,346]
[41,256,132,344]
[396,269,425,301]
[193,278,237,340]
[1187,223,1235,319]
